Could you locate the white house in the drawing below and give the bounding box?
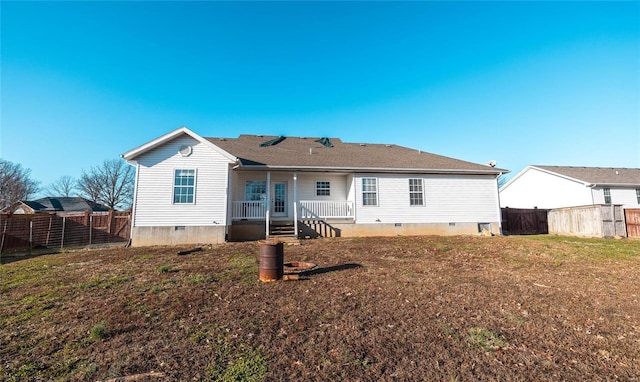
[499,165,640,209]
[121,127,507,246]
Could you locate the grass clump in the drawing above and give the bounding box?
[205,342,267,382]
[89,321,108,340]
[467,328,507,352]
[158,265,172,273]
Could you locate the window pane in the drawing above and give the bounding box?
[409,178,424,206]
[246,181,267,201]
[604,188,611,204]
[316,181,330,196]
[174,169,195,204]
[362,178,377,206]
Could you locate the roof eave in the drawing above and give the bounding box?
[233,164,507,175]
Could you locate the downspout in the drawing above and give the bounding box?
[587,183,596,205]
[495,172,504,235]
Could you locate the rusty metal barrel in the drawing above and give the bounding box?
[259,241,284,282]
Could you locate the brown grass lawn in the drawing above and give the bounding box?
[1,235,639,381]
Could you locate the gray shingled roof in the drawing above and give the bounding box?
[209,135,505,174]
[535,166,640,186]
[30,197,110,212]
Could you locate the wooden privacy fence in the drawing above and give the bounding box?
[0,211,131,254]
[501,208,549,235]
[625,208,640,238]
[548,204,626,238]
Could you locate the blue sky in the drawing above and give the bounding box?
[1,1,639,192]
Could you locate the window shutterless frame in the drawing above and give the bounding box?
[603,188,611,204]
[316,181,330,196]
[409,178,424,206]
[362,177,378,206]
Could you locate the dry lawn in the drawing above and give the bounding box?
[1,235,639,381]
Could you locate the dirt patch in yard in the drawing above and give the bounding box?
[1,235,639,381]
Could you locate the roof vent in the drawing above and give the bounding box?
[385,144,392,147]
[260,136,286,147]
[359,143,366,146]
[314,138,333,148]
[219,138,226,141]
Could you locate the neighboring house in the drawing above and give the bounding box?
[121,127,507,246]
[1,197,111,215]
[499,165,640,209]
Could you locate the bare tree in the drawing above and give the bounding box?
[77,159,135,210]
[0,159,40,209]
[47,176,77,197]
[498,174,510,188]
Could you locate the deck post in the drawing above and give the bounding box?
[293,172,298,237]
[266,171,271,238]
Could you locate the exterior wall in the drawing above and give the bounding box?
[592,187,640,208]
[353,173,500,225]
[499,167,592,209]
[131,135,232,246]
[132,226,226,246]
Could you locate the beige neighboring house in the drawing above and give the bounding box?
[121,127,507,246]
[499,165,640,209]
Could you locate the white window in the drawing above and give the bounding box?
[362,178,378,206]
[603,188,611,204]
[173,169,195,204]
[636,189,640,204]
[316,181,330,196]
[409,178,424,206]
[245,181,266,201]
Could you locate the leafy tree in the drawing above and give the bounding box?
[47,175,77,197]
[77,159,135,210]
[0,159,40,209]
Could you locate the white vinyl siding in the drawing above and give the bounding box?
[499,167,593,209]
[592,187,640,208]
[355,174,500,223]
[132,135,232,227]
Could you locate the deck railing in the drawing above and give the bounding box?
[232,200,354,220]
[232,201,266,219]
[299,200,354,219]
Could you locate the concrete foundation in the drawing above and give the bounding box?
[329,222,501,237]
[131,226,226,247]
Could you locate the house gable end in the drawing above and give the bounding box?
[122,126,236,164]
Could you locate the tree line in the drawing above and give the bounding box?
[0,159,134,211]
